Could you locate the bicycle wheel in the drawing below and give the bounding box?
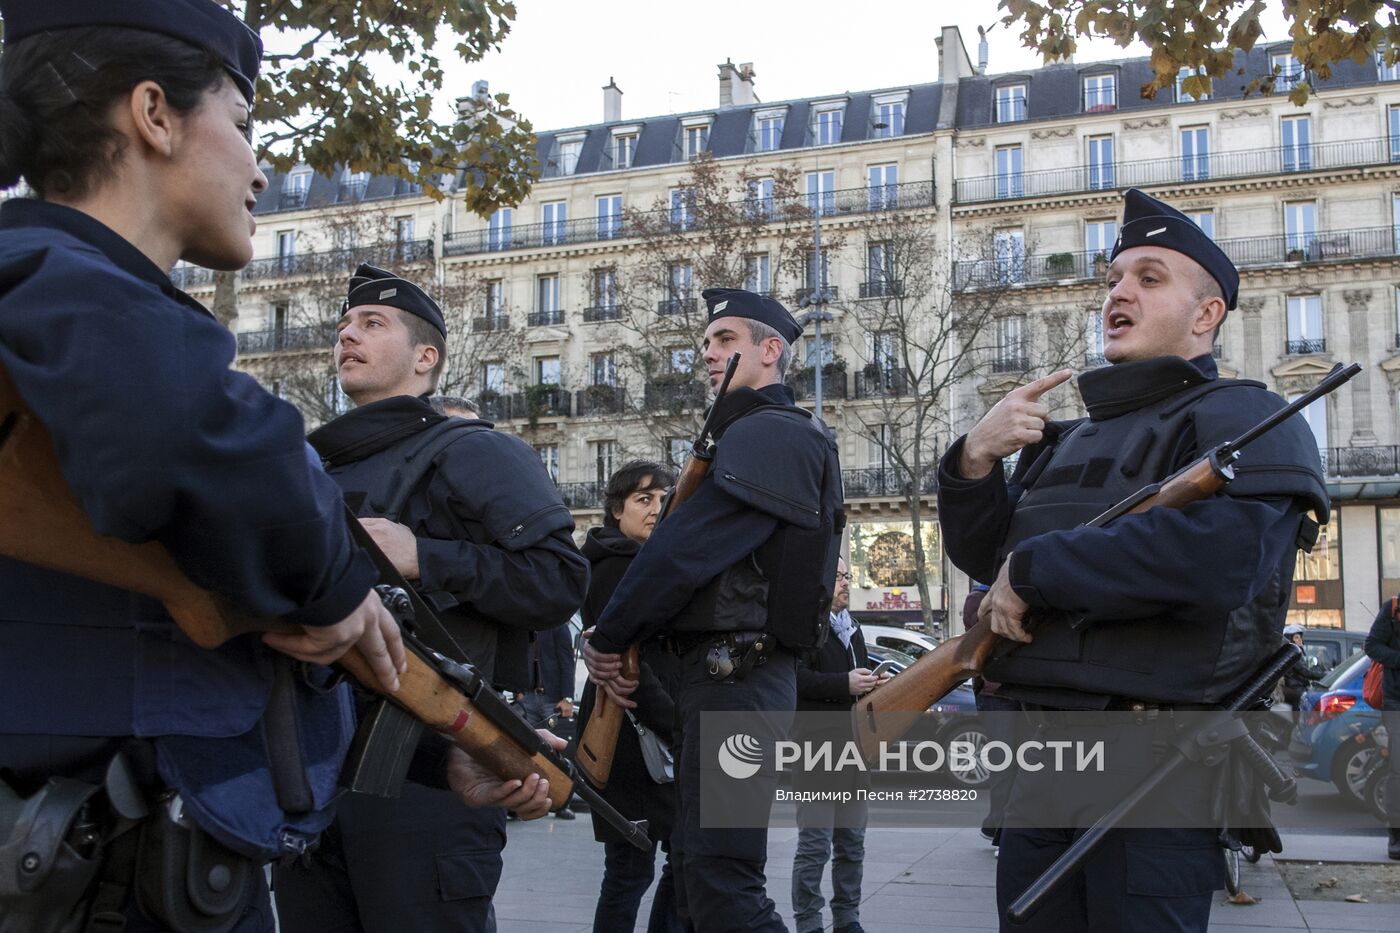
[1223,846,1241,896]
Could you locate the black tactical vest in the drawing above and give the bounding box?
[985,378,1298,706]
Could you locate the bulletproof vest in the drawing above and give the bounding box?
[985,378,1297,705]
[671,402,845,650]
[319,420,500,677]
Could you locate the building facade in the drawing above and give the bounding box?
[186,26,1400,635]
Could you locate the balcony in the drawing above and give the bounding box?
[336,181,367,203]
[644,379,706,410]
[954,136,1397,205]
[854,368,910,398]
[795,286,839,305]
[440,180,936,258]
[575,384,625,416]
[510,386,570,419]
[279,189,308,210]
[842,466,937,498]
[476,393,516,421]
[527,309,565,327]
[583,305,623,323]
[472,314,510,333]
[556,481,602,509]
[657,297,697,316]
[1322,445,1400,479]
[786,366,849,401]
[1286,338,1327,355]
[239,239,433,284]
[236,322,336,355]
[170,264,217,289]
[954,226,1400,291]
[991,355,1030,373]
[859,280,903,299]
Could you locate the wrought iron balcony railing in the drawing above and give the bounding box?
[1286,338,1327,355]
[786,368,849,401]
[853,369,910,399]
[440,180,935,258]
[955,136,1399,204]
[583,305,623,322]
[477,394,516,421]
[527,309,565,327]
[472,314,510,333]
[954,226,1400,290]
[509,387,570,418]
[556,481,603,509]
[991,355,1031,373]
[574,384,625,416]
[1323,445,1400,479]
[235,322,336,355]
[279,189,309,210]
[841,466,937,498]
[657,297,698,316]
[859,280,903,299]
[238,239,434,284]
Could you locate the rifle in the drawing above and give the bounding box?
[0,363,652,851]
[851,361,1361,762]
[574,352,740,788]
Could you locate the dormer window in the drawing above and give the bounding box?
[607,125,642,170]
[1083,73,1116,112]
[338,168,368,202]
[549,132,586,177]
[679,116,712,161]
[1175,67,1211,101]
[810,100,845,146]
[751,107,786,152]
[871,92,907,138]
[281,168,311,209]
[994,84,1027,123]
[1272,51,1305,90]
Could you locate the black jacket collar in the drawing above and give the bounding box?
[307,394,446,466]
[1077,354,1217,421]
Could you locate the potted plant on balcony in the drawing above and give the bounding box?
[580,383,620,415]
[1092,251,1109,276]
[1047,252,1075,276]
[1286,246,1305,262]
[524,382,561,428]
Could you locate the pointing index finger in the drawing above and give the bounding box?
[1014,368,1075,402]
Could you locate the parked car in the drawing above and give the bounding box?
[861,624,939,660]
[1289,651,1383,806]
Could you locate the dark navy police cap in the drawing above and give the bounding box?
[344,264,447,338]
[702,287,802,344]
[1110,188,1239,310]
[0,0,263,103]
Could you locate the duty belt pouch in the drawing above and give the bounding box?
[0,777,102,933]
[626,711,675,785]
[134,796,255,933]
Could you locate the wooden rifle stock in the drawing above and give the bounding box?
[575,352,742,787]
[0,366,576,814]
[573,645,639,788]
[852,363,1363,759]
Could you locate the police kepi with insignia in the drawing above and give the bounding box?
[585,288,845,933]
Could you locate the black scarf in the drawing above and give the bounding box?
[1077,354,1216,421]
[307,394,447,466]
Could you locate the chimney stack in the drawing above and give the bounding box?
[977,27,989,75]
[603,77,623,123]
[718,59,757,108]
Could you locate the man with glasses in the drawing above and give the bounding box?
[791,558,885,933]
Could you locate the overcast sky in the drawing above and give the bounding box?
[443,0,1292,132]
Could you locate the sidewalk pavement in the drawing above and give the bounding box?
[491,818,1399,932]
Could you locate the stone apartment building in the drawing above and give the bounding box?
[173,25,1400,635]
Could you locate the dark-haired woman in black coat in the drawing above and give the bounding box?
[575,460,682,933]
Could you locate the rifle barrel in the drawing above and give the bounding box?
[1224,362,1359,456]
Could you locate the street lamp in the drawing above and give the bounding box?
[797,302,833,421]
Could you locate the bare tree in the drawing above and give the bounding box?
[606,155,842,457]
[836,215,1018,635]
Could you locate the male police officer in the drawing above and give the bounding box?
[273,265,589,932]
[585,288,843,933]
[937,189,1328,931]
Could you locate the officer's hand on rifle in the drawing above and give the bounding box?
[980,558,1033,644]
[581,628,639,707]
[960,369,1074,480]
[359,517,420,580]
[446,730,568,820]
[262,589,408,692]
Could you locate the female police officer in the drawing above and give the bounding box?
[0,3,550,930]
